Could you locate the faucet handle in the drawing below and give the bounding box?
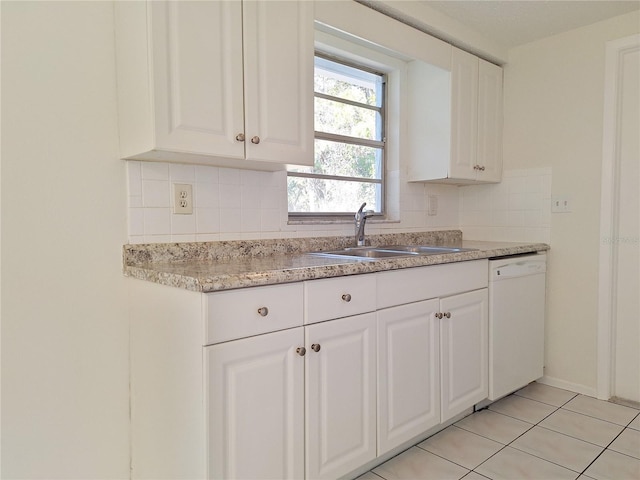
[356,202,367,214]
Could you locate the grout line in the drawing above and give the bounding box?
[559,404,636,428]
[364,386,640,480]
[513,391,578,409]
[577,428,628,476]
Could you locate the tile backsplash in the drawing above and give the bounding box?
[459,167,552,243]
[126,161,461,244]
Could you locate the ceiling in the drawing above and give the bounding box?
[422,0,640,48]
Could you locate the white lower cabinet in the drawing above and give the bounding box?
[440,289,489,422]
[206,328,305,480]
[377,300,441,455]
[305,313,377,480]
[207,313,376,480]
[130,260,491,480]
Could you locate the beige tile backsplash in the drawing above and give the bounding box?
[127,161,551,244]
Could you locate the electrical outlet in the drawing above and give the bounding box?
[428,195,438,216]
[173,183,193,214]
[551,195,571,213]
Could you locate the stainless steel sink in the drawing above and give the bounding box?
[310,247,420,260]
[379,245,477,255]
[310,245,477,260]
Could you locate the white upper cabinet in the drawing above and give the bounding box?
[476,59,504,182]
[114,0,314,170]
[450,48,480,180]
[408,48,503,184]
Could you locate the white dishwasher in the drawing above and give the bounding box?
[488,253,547,400]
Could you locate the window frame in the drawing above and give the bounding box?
[287,51,388,219]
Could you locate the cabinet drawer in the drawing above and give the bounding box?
[205,283,303,345]
[304,274,376,324]
[377,260,488,309]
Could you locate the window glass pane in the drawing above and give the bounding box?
[290,140,382,180]
[315,97,381,141]
[314,56,382,107]
[287,176,381,213]
[287,54,386,216]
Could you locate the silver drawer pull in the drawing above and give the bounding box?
[235,133,245,142]
[257,307,269,317]
[444,312,451,318]
[435,312,443,319]
[296,347,306,356]
[311,343,321,353]
[251,136,260,144]
[341,294,352,302]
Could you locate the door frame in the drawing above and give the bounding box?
[597,33,640,400]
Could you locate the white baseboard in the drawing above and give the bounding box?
[539,375,598,398]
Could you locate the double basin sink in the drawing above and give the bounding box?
[311,245,477,260]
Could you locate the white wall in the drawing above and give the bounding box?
[1,2,129,478]
[501,11,640,394]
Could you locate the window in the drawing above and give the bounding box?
[288,54,386,216]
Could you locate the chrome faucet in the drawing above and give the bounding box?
[355,202,375,246]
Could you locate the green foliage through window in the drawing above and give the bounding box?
[288,54,386,215]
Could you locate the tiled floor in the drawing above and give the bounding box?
[359,383,640,480]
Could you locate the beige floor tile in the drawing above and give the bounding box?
[511,426,604,472]
[584,449,640,480]
[540,409,624,447]
[455,409,532,444]
[515,382,578,407]
[609,428,640,459]
[475,446,578,480]
[629,414,640,430]
[418,426,504,470]
[372,447,469,480]
[488,394,557,424]
[356,472,384,480]
[564,395,639,426]
[462,472,491,480]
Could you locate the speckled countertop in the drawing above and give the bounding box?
[123,230,549,293]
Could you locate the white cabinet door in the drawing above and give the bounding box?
[115,0,313,168]
[305,313,377,480]
[440,289,488,422]
[152,1,245,159]
[242,0,314,165]
[450,47,479,181]
[477,59,503,182]
[207,328,305,480]
[377,300,441,455]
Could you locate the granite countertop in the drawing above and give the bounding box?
[123,230,549,293]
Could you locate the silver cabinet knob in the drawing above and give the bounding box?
[251,136,260,144]
[235,133,245,142]
[257,307,269,317]
[479,166,485,171]
[473,165,479,171]
[311,343,321,353]
[341,294,352,302]
[435,312,443,319]
[444,312,451,318]
[296,347,306,356]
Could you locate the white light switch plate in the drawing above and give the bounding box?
[551,195,571,213]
